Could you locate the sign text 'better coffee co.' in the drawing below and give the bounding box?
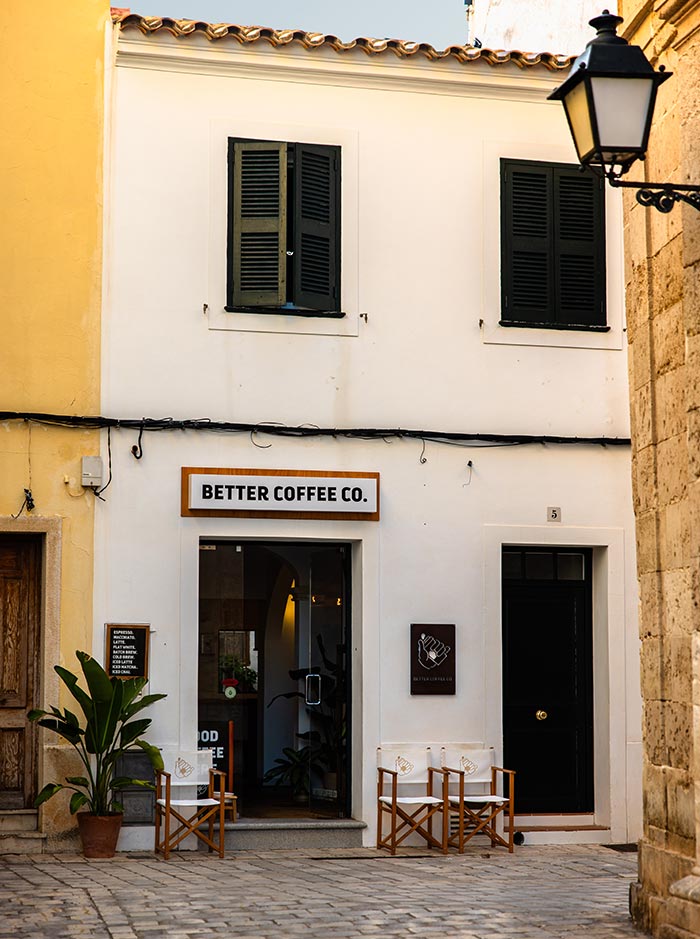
[181,468,380,521]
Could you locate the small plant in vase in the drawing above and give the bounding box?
[219,655,257,694]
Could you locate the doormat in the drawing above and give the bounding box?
[604,843,638,853]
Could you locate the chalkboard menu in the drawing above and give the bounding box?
[106,624,150,679]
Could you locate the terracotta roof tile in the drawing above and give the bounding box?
[113,12,573,71]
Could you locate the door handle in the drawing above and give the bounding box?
[535,709,548,721]
[305,673,321,706]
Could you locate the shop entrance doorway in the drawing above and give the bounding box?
[502,547,594,814]
[198,541,351,819]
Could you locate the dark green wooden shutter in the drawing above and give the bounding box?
[231,141,287,307]
[554,167,606,327]
[293,144,340,312]
[501,160,606,328]
[501,163,552,324]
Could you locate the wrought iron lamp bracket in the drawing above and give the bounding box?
[605,169,700,213]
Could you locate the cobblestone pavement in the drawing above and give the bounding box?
[0,844,645,939]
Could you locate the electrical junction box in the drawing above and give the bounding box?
[81,456,103,489]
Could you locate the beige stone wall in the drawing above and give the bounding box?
[620,1,700,934]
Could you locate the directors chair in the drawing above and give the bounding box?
[440,746,516,853]
[155,749,227,859]
[376,746,449,855]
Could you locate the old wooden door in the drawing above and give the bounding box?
[0,535,41,809]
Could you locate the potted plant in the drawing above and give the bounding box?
[264,635,345,799]
[262,744,325,801]
[219,655,257,693]
[29,650,166,857]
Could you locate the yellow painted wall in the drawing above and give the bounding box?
[0,0,109,838]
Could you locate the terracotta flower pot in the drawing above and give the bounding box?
[77,813,123,858]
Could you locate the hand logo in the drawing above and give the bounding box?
[395,756,414,776]
[174,757,194,779]
[417,632,451,670]
[460,756,478,776]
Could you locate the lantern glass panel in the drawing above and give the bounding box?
[563,80,595,163]
[590,76,654,160]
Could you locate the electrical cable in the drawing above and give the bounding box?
[94,427,113,501]
[0,411,631,449]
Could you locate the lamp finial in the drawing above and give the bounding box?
[587,10,626,45]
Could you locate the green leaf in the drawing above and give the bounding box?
[135,739,164,771]
[110,777,154,790]
[63,708,81,729]
[69,792,89,815]
[34,717,83,747]
[316,634,337,673]
[123,693,167,721]
[65,776,90,788]
[296,731,322,743]
[79,654,121,755]
[120,677,147,711]
[266,691,304,708]
[288,668,311,681]
[77,651,113,704]
[34,783,64,807]
[119,718,151,749]
[82,658,124,755]
[27,708,49,722]
[55,664,93,721]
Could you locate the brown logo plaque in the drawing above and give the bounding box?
[410,623,455,695]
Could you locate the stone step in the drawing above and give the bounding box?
[221,818,366,851]
[0,831,47,855]
[0,810,38,832]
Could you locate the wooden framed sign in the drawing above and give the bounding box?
[105,624,150,680]
[181,467,380,521]
[410,623,456,695]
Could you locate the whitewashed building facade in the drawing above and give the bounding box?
[98,13,640,849]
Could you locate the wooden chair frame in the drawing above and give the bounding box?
[443,762,516,853]
[376,757,450,855]
[155,766,227,859]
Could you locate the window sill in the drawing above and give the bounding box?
[208,305,359,337]
[498,320,611,333]
[225,306,346,319]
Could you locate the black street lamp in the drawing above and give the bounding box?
[548,10,700,213]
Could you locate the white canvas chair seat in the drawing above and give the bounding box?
[155,750,227,859]
[376,746,449,855]
[379,795,443,805]
[440,746,516,853]
[157,797,220,807]
[448,794,509,805]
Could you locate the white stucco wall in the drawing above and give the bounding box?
[99,30,640,847]
[472,0,619,56]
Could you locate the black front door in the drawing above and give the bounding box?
[502,548,593,814]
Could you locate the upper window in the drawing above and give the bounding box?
[227,138,342,317]
[500,159,607,331]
